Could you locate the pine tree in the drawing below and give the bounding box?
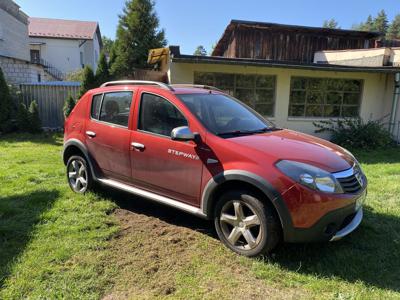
[28,100,42,133]
[387,14,400,39]
[194,45,207,56]
[111,0,166,77]
[63,95,76,118]
[322,19,339,29]
[16,102,30,132]
[95,51,110,85]
[374,10,389,34]
[79,65,97,97]
[0,67,13,133]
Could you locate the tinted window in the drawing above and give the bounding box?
[177,94,272,136]
[99,92,133,127]
[91,94,103,119]
[139,93,188,137]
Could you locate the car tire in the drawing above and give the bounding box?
[214,190,281,257]
[66,155,93,194]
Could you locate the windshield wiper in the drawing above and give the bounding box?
[217,127,272,137]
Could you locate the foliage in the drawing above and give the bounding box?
[193,45,207,56]
[65,69,86,82]
[387,14,400,39]
[79,65,97,97]
[322,19,340,29]
[353,10,389,35]
[102,35,115,57]
[313,118,394,150]
[28,101,42,133]
[63,95,76,118]
[95,51,111,85]
[111,0,166,77]
[0,67,14,133]
[16,102,31,132]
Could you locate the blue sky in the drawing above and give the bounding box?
[15,0,400,54]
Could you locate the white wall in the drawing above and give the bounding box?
[0,6,29,61]
[169,62,395,137]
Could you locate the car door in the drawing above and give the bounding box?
[85,91,134,182]
[130,92,203,206]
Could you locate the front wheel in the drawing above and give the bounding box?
[214,190,281,257]
[66,155,93,194]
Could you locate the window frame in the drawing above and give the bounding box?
[193,72,277,118]
[90,91,134,129]
[288,76,364,119]
[137,91,190,140]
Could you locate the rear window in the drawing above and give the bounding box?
[91,94,103,119]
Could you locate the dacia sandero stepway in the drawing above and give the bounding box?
[63,81,367,257]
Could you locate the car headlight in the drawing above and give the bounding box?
[276,160,343,194]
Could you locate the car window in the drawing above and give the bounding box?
[99,92,133,127]
[138,93,188,137]
[91,94,103,119]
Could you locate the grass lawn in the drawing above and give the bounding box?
[0,133,399,299]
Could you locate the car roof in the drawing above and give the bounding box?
[88,84,221,95]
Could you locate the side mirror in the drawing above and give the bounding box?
[171,126,196,141]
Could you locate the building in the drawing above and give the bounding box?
[0,0,56,84]
[29,17,103,76]
[151,20,400,141]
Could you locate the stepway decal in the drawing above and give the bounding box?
[168,149,200,160]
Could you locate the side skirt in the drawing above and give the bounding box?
[97,178,207,219]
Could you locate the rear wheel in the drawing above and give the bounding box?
[66,155,93,193]
[214,190,281,257]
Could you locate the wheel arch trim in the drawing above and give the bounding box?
[63,139,98,180]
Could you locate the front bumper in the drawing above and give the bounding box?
[283,189,366,243]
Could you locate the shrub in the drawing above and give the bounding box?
[28,101,42,133]
[66,69,86,82]
[0,67,13,133]
[16,102,30,132]
[63,95,76,118]
[313,118,395,150]
[79,66,97,98]
[95,51,110,86]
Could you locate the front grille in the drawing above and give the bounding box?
[333,165,364,194]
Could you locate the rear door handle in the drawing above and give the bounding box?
[131,142,145,150]
[86,131,96,138]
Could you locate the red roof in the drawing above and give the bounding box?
[28,17,98,40]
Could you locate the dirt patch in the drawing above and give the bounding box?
[101,196,307,299]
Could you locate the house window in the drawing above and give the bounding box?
[289,77,362,118]
[30,50,40,64]
[80,52,84,68]
[194,72,276,117]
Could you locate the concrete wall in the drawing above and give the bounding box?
[29,37,100,75]
[390,48,400,67]
[169,62,395,137]
[0,55,56,84]
[0,3,30,61]
[314,48,391,67]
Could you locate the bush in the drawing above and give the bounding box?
[63,95,76,118]
[66,69,86,82]
[313,118,395,150]
[95,51,110,86]
[16,102,30,132]
[28,101,42,133]
[0,67,13,133]
[79,66,97,98]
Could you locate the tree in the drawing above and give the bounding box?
[95,51,110,85]
[374,10,389,34]
[28,100,42,133]
[387,14,400,39]
[63,95,76,118]
[0,67,13,133]
[322,19,339,29]
[79,66,97,97]
[194,45,207,56]
[111,0,167,77]
[102,36,115,57]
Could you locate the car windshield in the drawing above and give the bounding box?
[177,93,276,137]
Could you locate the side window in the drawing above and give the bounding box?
[99,92,133,127]
[91,94,103,119]
[139,93,188,137]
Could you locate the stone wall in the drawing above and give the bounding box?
[0,55,57,85]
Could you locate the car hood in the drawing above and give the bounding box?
[229,129,354,173]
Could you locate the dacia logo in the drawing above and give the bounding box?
[168,149,200,160]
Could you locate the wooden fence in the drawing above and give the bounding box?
[20,82,80,129]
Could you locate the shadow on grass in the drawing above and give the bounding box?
[270,207,400,293]
[0,190,59,287]
[97,186,400,292]
[0,133,63,147]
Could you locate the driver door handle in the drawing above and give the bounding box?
[131,142,145,150]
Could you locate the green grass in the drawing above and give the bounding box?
[0,134,399,299]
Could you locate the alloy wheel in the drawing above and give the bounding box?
[219,200,262,250]
[68,159,88,193]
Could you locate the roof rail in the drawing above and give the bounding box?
[100,80,174,91]
[171,84,223,92]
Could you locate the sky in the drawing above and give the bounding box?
[15,0,400,55]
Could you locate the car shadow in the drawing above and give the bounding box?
[0,190,59,287]
[268,207,400,293]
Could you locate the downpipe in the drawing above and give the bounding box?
[389,73,400,136]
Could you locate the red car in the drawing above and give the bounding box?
[63,81,367,257]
